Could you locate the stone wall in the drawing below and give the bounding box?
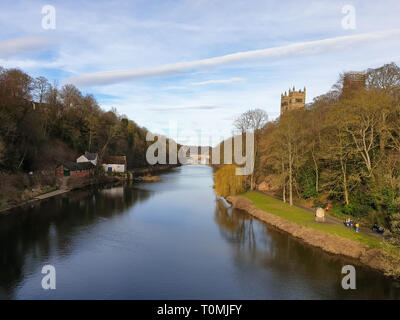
[281,87,306,114]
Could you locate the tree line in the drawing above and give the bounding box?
[0,67,163,171]
[215,63,400,234]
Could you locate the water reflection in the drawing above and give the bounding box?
[0,183,151,299]
[214,200,256,251]
[1,166,400,299]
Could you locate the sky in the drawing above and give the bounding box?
[1,0,400,146]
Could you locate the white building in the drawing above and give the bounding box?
[102,155,127,173]
[77,152,98,166]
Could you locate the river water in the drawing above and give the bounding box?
[0,165,399,299]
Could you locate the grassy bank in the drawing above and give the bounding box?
[242,191,386,250]
[229,192,400,278]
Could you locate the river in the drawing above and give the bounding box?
[0,165,399,299]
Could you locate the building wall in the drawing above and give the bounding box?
[341,72,366,98]
[102,164,126,173]
[70,170,92,178]
[281,88,306,114]
[343,72,366,89]
[55,165,94,178]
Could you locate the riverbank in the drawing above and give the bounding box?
[227,192,400,279]
[130,164,181,177]
[0,164,180,214]
[110,164,181,181]
[0,174,119,214]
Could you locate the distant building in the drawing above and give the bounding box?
[102,156,127,173]
[77,152,98,166]
[281,87,306,115]
[341,71,366,98]
[56,161,95,178]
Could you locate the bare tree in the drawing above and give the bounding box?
[33,76,50,106]
[234,108,268,133]
[366,62,400,96]
[233,108,268,190]
[60,84,82,108]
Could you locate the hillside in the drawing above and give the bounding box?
[0,67,180,211]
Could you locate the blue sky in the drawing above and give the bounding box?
[1,0,400,145]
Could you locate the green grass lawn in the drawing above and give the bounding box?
[242,191,384,249]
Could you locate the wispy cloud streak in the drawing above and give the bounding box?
[190,77,244,85]
[65,29,400,87]
[0,36,51,58]
[149,105,222,111]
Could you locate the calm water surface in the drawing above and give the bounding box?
[0,165,399,299]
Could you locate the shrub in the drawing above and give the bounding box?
[299,168,317,199]
[214,165,246,198]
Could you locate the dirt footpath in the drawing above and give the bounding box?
[34,189,70,200]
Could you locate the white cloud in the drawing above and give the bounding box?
[149,105,222,111]
[190,77,244,86]
[1,0,399,146]
[0,36,51,58]
[0,58,62,69]
[65,29,400,87]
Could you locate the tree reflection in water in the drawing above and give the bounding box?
[214,199,256,252]
[0,183,151,299]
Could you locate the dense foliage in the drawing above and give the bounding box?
[255,63,400,228]
[0,67,153,171]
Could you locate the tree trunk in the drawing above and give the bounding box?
[283,183,286,203]
[312,151,319,193]
[281,158,286,202]
[340,156,349,205]
[288,142,293,206]
[88,129,92,152]
[17,147,27,169]
[379,112,387,155]
[282,158,286,203]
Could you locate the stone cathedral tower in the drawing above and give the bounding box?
[280,87,306,115]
